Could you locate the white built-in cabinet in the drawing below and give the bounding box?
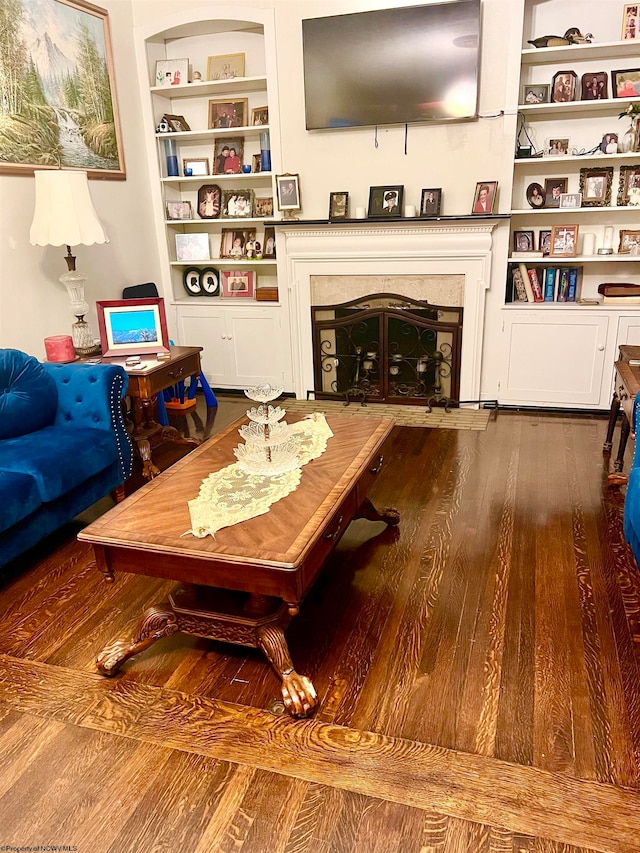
[134,8,293,391]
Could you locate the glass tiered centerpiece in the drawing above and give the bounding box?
[233,384,301,475]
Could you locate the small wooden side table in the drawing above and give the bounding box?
[604,344,640,484]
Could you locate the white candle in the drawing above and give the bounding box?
[355,206,366,219]
[582,233,596,255]
[604,226,614,250]
[404,205,416,217]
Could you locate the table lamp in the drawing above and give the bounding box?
[29,169,108,356]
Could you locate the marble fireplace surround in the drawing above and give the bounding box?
[279,222,498,404]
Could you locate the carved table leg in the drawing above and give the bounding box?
[136,437,161,480]
[614,415,631,473]
[256,623,317,718]
[604,393,621,452]
[355,496,401,526]
[96,604,178,675]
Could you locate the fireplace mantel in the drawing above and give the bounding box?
[280,221,500,405]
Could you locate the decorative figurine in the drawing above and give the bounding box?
[528,28,593,48]
[192,71,202,81]
[156,117,171,133]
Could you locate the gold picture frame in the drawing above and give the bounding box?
[208,99,248,129]
[549,225,579,258]
[206,53,245,81]
[618,229,640,253]
[617,164,640,205]
[579,166,613,207]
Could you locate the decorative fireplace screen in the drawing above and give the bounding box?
[311,293,463,407]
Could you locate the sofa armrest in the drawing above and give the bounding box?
[43,362,133,481]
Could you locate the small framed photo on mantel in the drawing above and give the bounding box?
[420,188,442,216]
[368,185,403,217]
[329,191,349,220]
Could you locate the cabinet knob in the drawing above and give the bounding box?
[597,345,605,351]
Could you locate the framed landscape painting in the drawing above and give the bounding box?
[0,0,125,179]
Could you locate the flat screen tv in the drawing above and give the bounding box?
[302,0,481,130]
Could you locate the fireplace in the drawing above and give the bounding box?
[278,221,498,405]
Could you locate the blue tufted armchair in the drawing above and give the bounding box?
[0,349,133,570]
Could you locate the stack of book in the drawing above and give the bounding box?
[508,263,582,303]
[597,283,640,305]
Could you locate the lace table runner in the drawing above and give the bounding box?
[187,413,333,538]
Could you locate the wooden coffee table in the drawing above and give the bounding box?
[79,413,398,717]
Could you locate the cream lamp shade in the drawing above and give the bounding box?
[30,169,108,247]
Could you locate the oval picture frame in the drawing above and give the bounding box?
[183,267,203,296]
[526,182,545,209]
[200,267,220,296]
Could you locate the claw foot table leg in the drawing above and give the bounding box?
[356,496,401,526]
[96,604,178,675]
[257,623,317,717]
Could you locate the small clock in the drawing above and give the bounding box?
[200,267,220,296]
[183,267,202,296]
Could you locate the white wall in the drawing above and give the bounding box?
[0,0,161,360]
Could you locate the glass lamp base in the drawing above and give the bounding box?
[72,315,101,357]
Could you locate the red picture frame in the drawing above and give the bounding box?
[221,270,255,298]
[96,297,170,357]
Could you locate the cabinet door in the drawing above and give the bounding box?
[501,311,610,407]
[226,309,286,387]
[177,310,228,386]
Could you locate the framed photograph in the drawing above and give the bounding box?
[163,114,191,133]
[471,181,497,214]
[420,188,442,216]
[617,164,640,205]
[220,228,257,259]
[581,72,608,100]
[600,133,619,154]
[175,232,210,261]
[538,230,552,254]
[579,166,613,207]
[206,53,245,81]
[208,98,248,129]
[551,71,577,103]
[276,173,302,211]
[526,182,545,208]
[544,177,568,208]
[522,84,550,105]
[549,225,579,258]
[329,191,349,220]
[368,184,404,217]
[197,184,222,219]
[513,230,535,252]
[155,58,188,88]
[622,5,640,39]
[222,270,255,299]
[612,69,640,98]
[221,188,255,218]
[201,267,220,297]
[547,138,570,155]
[251,106,269,126]
[263,226,276,258]
[254,197,274,217]
[183,157,209,177]
[252,153,262,173]
[165,200,192,221]
[183,267,203,297]
[213,138,244,174]
[559,192,582,208]
[0,0,125,179]
[618,229,640,253]
[96,298,170,357]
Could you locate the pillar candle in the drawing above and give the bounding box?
[44,335,75,362]
[355,207,366,219]
[582,233,596,255]
[604,226,614,250]
[404,205,416,217]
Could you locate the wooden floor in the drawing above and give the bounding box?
[1,399,640,852]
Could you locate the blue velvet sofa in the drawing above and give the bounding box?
[0,349,133,570]
[624,394,640,566]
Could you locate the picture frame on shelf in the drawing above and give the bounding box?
[96,298,170,357]
[420,188,442,216]
[166,200,192,221]
[551,71,577,103]
[222,270,255,298]
[208,98,248,129]
[559,192,582,209]
[263,226,276,258]
[155,58,189,87]
[612,69,640,98]
[513,230,535,252]
[254,197,274,217]
[175,232,210,261]
[526,182,545,208]
[544,177,568,208]
[368,184,403,217]
[600,132,619,153]
[617,164,640,205]
[618,229,640,253]
[538,230,552,254]
[329,191,349,220]
[549,225,579,258]
[251,106,269,126]
[221,188,255,218]
[163,114,191,132]
[206,53,245,81]
[471,181,497,214]
[547,138,570,155]
[220,228,257,259]
[522,84,549,105]
[201,267,220,296]
[580,72,608,100]
[579,166,613,207]
[276,173,302,211]
[197,184,221,219]
[252,153,262,173]
[183,157,209,177]
[213,138,244,174]
[183,268,203,297]
[622,5,640,40]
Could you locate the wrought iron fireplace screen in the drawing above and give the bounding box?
[311,293,463,407]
